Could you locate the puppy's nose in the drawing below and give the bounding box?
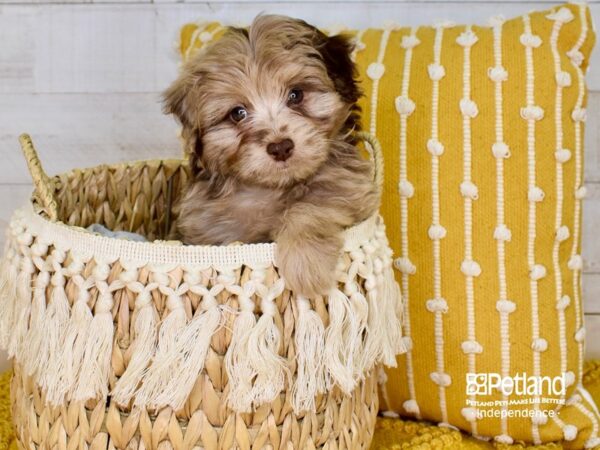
[267,138,294,162]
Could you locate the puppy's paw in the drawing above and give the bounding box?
[276,237,341,297]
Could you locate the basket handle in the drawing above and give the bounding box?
[19,134,59,222]
[354,131,384,193]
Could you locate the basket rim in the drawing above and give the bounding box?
[15,202,380,268]
[52,157,185,174]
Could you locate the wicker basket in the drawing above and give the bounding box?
[0,132,404,449]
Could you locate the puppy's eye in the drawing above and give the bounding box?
[287,88,304,105]
[229,106,248,123]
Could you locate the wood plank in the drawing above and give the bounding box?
[0,93,181,186]
[92,0,150,3]
[0,3,598,93]
[31,6,161,93]
[0,0,88,3]
[194,0,600,2]
[1,0,598,4]
[585,93,600,184]
[0,6,36,92]
[583,183,600,274]
[583,274,600,314]
[585,315,600,359]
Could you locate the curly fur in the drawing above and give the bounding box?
[165,15,378,296]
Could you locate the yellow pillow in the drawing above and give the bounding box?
[178,5,598,447]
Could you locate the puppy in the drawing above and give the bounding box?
[164,15,379,297]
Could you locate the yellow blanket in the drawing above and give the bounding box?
[2,362,600,449]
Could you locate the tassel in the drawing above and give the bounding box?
[379,261,406,361]
[324,287,359,394]
[133,283,189,408]
[111,281,158,406]
[0,245,19,349]
[22,268,50,376]
[248,278,289,405]
[7,249,35,358]
[151,284,223,410]
[360,282,381,373]
[0,244,10,298]
[358,237,386,373]
[375,228,406,364]
[0,217,25,349]
[72,263,119,402]
[224,280,258,413]
[29,249,70,383]
[44,274,94,405]
[19,238,49,370]
[341,252,369,379]
[348,289,370,378]
[291,295,325,413]
[360,230,405,372]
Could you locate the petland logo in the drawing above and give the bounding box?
[466,372,567,397]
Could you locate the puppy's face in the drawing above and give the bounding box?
[164,15,360,187]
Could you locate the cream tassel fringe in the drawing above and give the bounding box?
[8,251,35,358]
[377,226,406,361]
[0,236,10,278]
[248,278,289,405]
[31,250,70,383]
[0,245,11,315]
[112,282,158,407]
[0,246,19,349]
[362,279,386,373]
[22,268,50,376]
[360,235,405,372]
[342,251,370,379]
[348,289,369,378]
[324,287,359,394]
[152,285,223,410]
[224,282,258,413]
[44,274,94,405]
[133,284,190,408]
[291,295,325,413]
[18,239,49,372]
[377,252,406,365]
[357,239,384,373]
[9,235,49,362]
[72,266,119,402]
[365,232,405,368]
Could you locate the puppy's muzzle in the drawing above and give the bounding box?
[267,138,294,162]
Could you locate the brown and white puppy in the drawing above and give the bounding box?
[165,14,379,297]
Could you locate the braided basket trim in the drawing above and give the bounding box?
[16,203,378,268]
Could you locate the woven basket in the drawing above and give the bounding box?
[0,132,404,450]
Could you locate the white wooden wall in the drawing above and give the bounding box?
[1,1,600,372]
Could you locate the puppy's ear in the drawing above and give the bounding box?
[318,33,361,105]
[163,70,198,128]
[312,30,362,138]
[163,71,204,176]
